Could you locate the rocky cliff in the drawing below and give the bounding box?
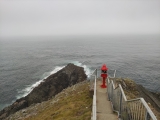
[0,63,87,120]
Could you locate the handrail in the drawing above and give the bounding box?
[107,70,157,120]
[109,69,116,78]
[114,70,116,78]
[91,69,97,120]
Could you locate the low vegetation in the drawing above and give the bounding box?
[111,78,139,99]
[7,81,92,120]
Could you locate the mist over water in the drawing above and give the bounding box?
[0,35,160,110]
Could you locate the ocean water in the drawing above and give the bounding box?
[0,35,160,110]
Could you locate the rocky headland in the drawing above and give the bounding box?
[0,63,87,120]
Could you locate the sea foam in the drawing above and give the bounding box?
[16,62,92,99]
[16,66,65,99]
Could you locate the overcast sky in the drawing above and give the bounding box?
[0,0,160,37]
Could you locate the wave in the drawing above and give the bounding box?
[72,61,93,77]
[16,61,92,99]
[16,66,65,99]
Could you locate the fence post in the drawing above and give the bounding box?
[96,69,97,79]
[119,92,122,118]
[145,111,151,120]
[107,78,110,101]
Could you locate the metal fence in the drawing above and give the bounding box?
[107,76,157,120]
[90,69,97,120]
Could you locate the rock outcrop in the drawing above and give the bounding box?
[0,63,87,120]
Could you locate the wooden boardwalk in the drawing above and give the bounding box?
[96,80,118,120]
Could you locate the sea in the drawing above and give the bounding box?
[0,35,160,110]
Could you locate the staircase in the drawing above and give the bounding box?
[90,69,157,120]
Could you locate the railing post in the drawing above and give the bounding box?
[114,70,116,78]
[145,111,151,120]
[111,83,113,102]
[96,69,97,79]
[119,92,122,118]
[107,78,109,100]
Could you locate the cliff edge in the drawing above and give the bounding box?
[0,63,87,120]
[5,81,92,120]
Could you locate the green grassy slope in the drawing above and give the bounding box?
[8,81,92,120]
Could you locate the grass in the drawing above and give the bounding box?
[110,77,139,99]
[21,81,92,120]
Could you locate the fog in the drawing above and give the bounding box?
[0,0,160,38]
